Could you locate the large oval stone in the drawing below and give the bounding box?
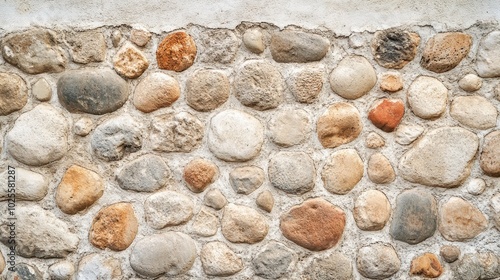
[133,72,180,113]
[270,31,330,63]
[450,96,497,130]
[221,204,269,244]
[421,32,472,73]
[439,197,488,241]
[321,149,364,194]
[144,191,194,229]
[156,31,196,72]
[329,56,376,99]
[371,29,420,69]
[186,69,230,111]
[481,130,500,177]
[0,168,48,201]
[117,155,171,192]
[354,190,391,231]
[0,72,27,115]
[316,102,363,148]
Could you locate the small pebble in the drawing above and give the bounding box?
[380,72,403,92]
[204,189,227,210]
[74,117,93,136]
[111,30,122,47]
[440,245,460,263]
[466,178,486,195]
[243,28,265,54]
[130,28,152,47]
[32,78,52,101]
[256,190,274,212]
[365,132,385,149]
[458,73,482,92]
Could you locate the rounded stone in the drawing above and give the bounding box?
[186,69,230,111]
[117,155,171,192]
[234,60,285,110]
[32,78,52,101]
[208,109,264,162]
[481,130,500,177]
[477,31,500,77]
[268,151,315,195]
[133,72,180,113]
[421,32,472,73]
[183,158,218,193]
[113,42,149,79]
[270,30,330,63]
[0,168,48,201]
[130,28,151,47]
[459,74,482,92]
[450,95,497,129]
[253,242,296,279]
[229,166,265,195]
[201,241,243,276]
[5,263,43,280]
[371,29,420,69]
[76,254,122,280]
[306,252,353,280]
[280,198,346,251]
[353,190,391,231]
[316,102,363,148]
[144,190,194,229]
[0,72,27,115]
[150,112,203,153]
[410,253,443,278]
[269,109,310,147]
[198,28,239,64]
[243,28,265,54]
[439,197,488,241]
[329,55,377,99]
[321,149,364,194]
[191,209,218,237]
[289,67,324,103]
[466,178,486,195]
[440,245,460,263]
[256,190,274,213]
[368,98,404,132]
[380,72,404,92]
[365,132,385,149]
[356,243,401,279]
[367,153,395,184]
[204,189,227,210]
[74,117,93,136]
[407,76,448,119]
[156,31,196,72]
[395,123,424,145]
[49,261,75,280]
[221,203,269,244]
[65,30,106,64]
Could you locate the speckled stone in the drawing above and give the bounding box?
[306,252,353,280]
[5,263,43,280]
[117,155,171,192]
[476,31,500,77]
[113,42,149,79]
[270,30,329,63]
[204,189,227,210]
[439,197,488,241]
[356,243,401,279]
[491,193,500,231]
[150,112,203,153]
[466,178,486,195]
[65,30,106,64]
[371,29,420,69]
[440,245,460,263]
[186,69,230,111]
[450,95,497,129]
[289,67,324,103]
[365,132,385,149]
[367,153,395,184]
[410,253,443,278]
[353,190,391,231]
[183,158,218,193]
[458,73,482,92]
[407,76,448,119]
[0,72,27,115]
[133,72,180,113]
[256,190,274,213]
[268,151,315,195]
[380,72,404,92]
[74,117,93,136]
[329,55,377,99]
[243,28,265,54]
[317,102,363,148]
[230,166,265,194]
[481,130,500,177]
[321,149,364,194]
[221,204,269,244]
[198,28,239,63]
[156,31,196,72]
[269,109,310,147]
[201,241,243,276]
[32,78,52,102]
[368,98,405,132]
[253,242,296,279]
[395,123,424,145]
[144,190,194,229]
[421,32,472,73]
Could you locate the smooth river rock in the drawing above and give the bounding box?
[476,31,500,77]
[0,168,48,201]
[439,197,488,241]
[144,190,194,229]
[0,72,28,115]
[316,102,363,148]
[321,149,364,194]
[481,130,500,177]
[450,95,497,129]
[270,30,329,63]
[356,243,401,279]
[329,55,376,99]
[116,155,171,192]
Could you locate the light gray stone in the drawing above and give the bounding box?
[253,242,296,279]
[440,245,460,263]
[270,30,329,63]
[466,178,486,195]
[476,31,500,78]
[268,151,315,195]
[269,109,310,147]
[289,67,324,103]
[74,117,93,136]
[321,149,364,194]
[191,209,218,237]
[5,263,43,280]
[230,166,265,194]
[354,190,391,231]
[454,252,500,280]
[65,30,106,63]
[0,168,48,201]
[111,30,122,47]
[243,28,265,53]
[357,243,401,279]
[221,203,269,244]
[131,28,151,47]
[459,74,482,92]
[49,261,75,280]
[0,72,27,115]
[151,112,203,153]
[186,69,229,111]
[201,241,243,276]
[407,76,448,119]
[256,190,274,212]
[198,29,239,63]
[395,123,424,145]
[204,189,227,210]
[450,95,497,129]
[32,78,52,102]
[133,72,180,113]
[329,55,376,99]
[117,155,171,192]
[144,190,194,229]
[307,252,353,280]
[76,254,122,280]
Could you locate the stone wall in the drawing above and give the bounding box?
[0,22,500,279]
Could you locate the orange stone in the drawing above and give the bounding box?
[183,158,218,193]
[368,99,405,132]
[380,72,403,92]
[410,253,443,278]
[156,31,196,72]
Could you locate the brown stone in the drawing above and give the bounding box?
[321,149,364,194]
[439,197,488,241]
[380,72,403,92]
[421,32,472,73]
[317,102,362,148]
[368,99,404,132]
[440,245,460,263]
[371,29,420,69]
[256,190,274,213]
[133,72,180,113]
[183,158,218,193]
[156,31,196,72]
[410,253,443,278]
[113,42,149,79]
[367,153,395,184]
[280,198,345,251]
[480,130,500,177]
[353,190,391,231]
[0,72,28,115]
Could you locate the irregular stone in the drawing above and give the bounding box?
[356,243,401,279]
[399,127,479,187]
[57,69,129,114]
[316,102,363,148]
[390,189,437,244]
[451,95,497,129]
[440,245,460,263]
[113,42,149,79]
[130,232,196,277]
[111,30,122,47]
[307,252,352,280]
[380,72,403,92]
[349,33,365,48]
[395,123,424,145]
[477,252,500,279]
[144,191,193,229]
[421,32,472,73]
[204,189,227,210]
[439,197,488,241]
[208,109,264,161]
[201,241,243,276]
[151,112,203,153]
[198,29,239,63]
[459,74,482,92]
[0,205,79,258]
[5,263,43,280]
[321,149,364,194]
[491,194,500,231]
[49,261,75,280]
[410,253,443,278]
[131,28,151,47]
[0,72,27,115]
[371,29,420,68]
[270,30,329,63]
[268,151,315,194]
[407,76,448,119]
[253,242,296,279]
[466,178,486,195]
[365,132,385,148]
[89,202,138,250]
[32,78,52,101]
[368,98,404,132]
[183,158,218,193]
[256,190,274,213]
[6,104,68,166]
[476,31,500,77]
[269,109,310,147]
[481,130,500,177]
[243,28,265,53]
[230,166,265,194]
[353,190,391,231]
[2,29,66,73]
[74,117,93,136]
[65,30,106,63]
[367,153,395,184]
[0,168,48,201]
[186,69,229,111]
[0,253,4,274]
[76,254,122,280]
[289,67,324,103]
[91,115,142,161]
[56,165,104,214]
[133,72,180,113]
[157,31,196,72]
[280,198,345,251]
[454,252,500,280]
[221,203,269,244]
[191,209,218,237]
[234,60,285,110]
[117,155,171,192]
[329,55,376,99]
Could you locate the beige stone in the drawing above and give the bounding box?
[113,42,149,79]
[353,190,391,231]
[317,102,363,148]
[269,109,310,147]
[256,190,274,213]
[243,28,265,53]
[321,149,364,194]
[380,72,403,92]
[130,28,151,47]
[133,72,180,113]
[183,158,218,193]
[186,69,230,111]
[407,76,448,119]
[421,32,472,73]
[32,78,52,101]
[330,55,377,99]
[204,189,227,210]
[201,242,243,276]
[440,245,460,263]
[192,209,218,237]
[439,197,488,241]
[458,73,482,92]
[65,30,106,64]
[450,95,497,129]
[0,252,4,274]
[367,153,395,184]
[0,72,28,115]
[221,204,269,244]
[481,130,500,177]
[289,67,324,103]
[365,132,385,149]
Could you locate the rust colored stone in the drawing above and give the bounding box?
[156,31,197,72]
[421,32,472,73]
[368,99,404,132]
[410,253,443,278]
[183,158,218,193]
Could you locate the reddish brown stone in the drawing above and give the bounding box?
[421,32,472,73]
[368,99,404,132]
[410,253,443,278]
[183,158,218,193]
[156,31,196,72]
[280,198,345,251]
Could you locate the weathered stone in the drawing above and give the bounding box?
[367,153,395,184]
[76,254,122,280]
[306,252,352,280]
[131,28,151,47]
[89,202,138,251]
[256,190,274,212]
[454,252,500,280]
[130,232,196,277]
[32,78,52,101]
[5,263,43,280]
[198,28,239,63]
[380,72,403,92]
[186,69,229,111]
[270,30,329,63]
[317,102,363,148]
[466,178,486,195]
[477,252,500,279]
[280,198,345,251]
[329,55,376,99]
[0,253,4,274]
[243,28,265,53]
[56,165,104,214]
[459,73,482,92]
[476,31,500,77]
[111,30,122,47]
[353,190,391,231]
[57,69,129,114]
[221,203,269,244]
[74,117,93,136]
[65,30,106,63]
[269,109,310,147]
[399,127,479,187]
[144,191,194,229]
[0,168,48,201]
[368,99,404,132]
[451,96,497,129]
[191,209,218,236]
[204,189,227,210]
[439,197,488,241]
[151,112,203,153]
[133,72,180,113]
[201,241,243,276]
[234,60,285,110]
[117,155,171,192]
[269,151,315,194]
[421,32,472,73]
[183,158,218,193]
[2,29,67,73]
[253,242,296,279]
[410,253,443,278]
[356,243,401,279]
[230,166,265,194]
[395,123,424,145]
[113,42,149,79]
[349,33,365,48]
[289,67,324,103]
[481,130,500,177]
[321,149,364,194]
[208,109,264,161]
[407,76,448,119]
[491,194,500,231]
[440,245,460,263]
[365,132,385,148]
[371,29,420,68]
[6,104,68,166]
[49,261,75,280]
[157,31,196,72]
[0,72,27,115]
[0,205,79,258]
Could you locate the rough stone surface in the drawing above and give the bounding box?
[321,149,364,194]
[395,123,424,145]
[117,155,171,192]
[268,152,315,195]
[130,28,151,47]
[289,67,324,103]
[113,42,149,78]
[0,168,48,201]
[133,72,180,113]
[476,31,500,77]
[221,203,269,244]
[269,109,310,147]
[365,132,385,148]
[410,253,443,278]
[186,69,230,111]
[316,102,363,148]
[459,73,482,92]
[453,252,500,280]
[243,28,264,53]
[156,31,196,72]
[353,190,391,231]
[0,253,4,274]
[151,112,203,153]
[450,95,497,129]
[5,263,43,280]
[407,76,448,119]
[440,245,460,263]
[253,242,296,279]
[204,189,227,210]
[270,30,329,63]
[111,30,122,47]
[439,197,488,241]
[356,243,401,279]
[76,253,122,280]
[192,209,218,236]
[491,194,500,231]
[280,198,345,251]
[367,153,395,184]
[371,29,420,69]
[32,78,52,101]
[421,32,472,73]
[74,117,93,136]
[329,55,376,99]
[201,241,243,276]
[65,30,106,63]
[466,178,486,195]
[256,190,274,212]
[306,252,353,280]
[481,130,500,177]
[0,72,27,115]
[229,166,265,194]
[49,261,75,280]
[380,72,403,92]
[144,190,194,229]
[183,158,218,193]
[368,98,404,132]
[198,29,239,63]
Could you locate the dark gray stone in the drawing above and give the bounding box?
[253,242,296,279]
[270,31,329,63]
[5,263,42,280]
[117,155,171,192]
[306,252,353,280]
[371,29,420,69]
[229,166,265,194]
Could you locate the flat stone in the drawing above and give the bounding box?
[280,198,345,251]
[0,168,48,201]
[368,98,404,132]
[89,202,138,251]
[130,232,196,277]
[0,205,79,258]
[289,67,324,103]
[117,155,171,192]
[316,102,363,148]
[356,243,401,279]
[150,112,203,153]
[243,28,265,53]
[380,72,404,92]
[395,123,424,145]
[49,261,75,280]
[407,76,448,119]
[113,42,149,79]
[204,189,227,210]
[208,109,264,161]
[229,166,265,194]
[32,78,52,101]
[2,29,66,74]
[269,109,310,147]
[450,96,497,129]
[306,252,352,280]
[144,190,194,229]
[201,241,243,276]
[65,30,106,63]
[353,190,391,231]
[321,149,364,194]
[270,30,329,63]
[440,245,460,263]
[56,165,104,214]
[268,151,315,195]
[131,28,151,47]
[91,115,142,161]
[0,72,27,115]
[491,194,500,231]
[57,69,129,114]
[439,197,488,241]
[399,127,479,187]
[367,153,395,184]
[198,28,239,63]
[371,29,420,68]
[253,242,296,279]
[476,31,500,77]
[133,72,180,113]
[481,130,500,177]
[459,74,482,92]
[186,69,230,111]
[234,60,285,110]
[221,203,269,244]
[5,263,43,280]
[421,32,472,73]
[111,30,122,47]
[76,254,122,280]
[329,55,376,99]
[365,132,385,149]
[466,178,486,195]
[410,253,443,278]
[183,158,218,193]
[156,31,196,72]
[74,117,93,136]
[390,189,437,244]
[256,190,274,212]
[6,104,68,166]
[191,209,218,236]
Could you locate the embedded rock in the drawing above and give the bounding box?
[0,72,27,115]
[268,151,315,195]
[65,30,106,63]
[130,28,151,47]
[289,67,324,103]
[380,72,404,92]
[221,204,269,244]
[0,251,4,274]
[476,31,500,77]
[269,109,310,147]
[481,130,500,177]
[151,112,203,153]
[410,253,443,278]
[365,132,385,148]
[316,102,363,148]
[450,95,497,129]
[5,263,43,280]
[186,69,230,111]
[329,55,376,99]
[395,123,424,145]
[229,166,265,194]
[201,242,243,276]
[183,158,218,193]
[117,155,171,192]
[32,78,52,101]
[367,153,395,184]
[368,99,404,132]
[321,149,364,194]
[371,29,420,69]
[491,194,500,231]
[111,30,122,47]
[49,261,75,280]
[440,245,460,263]
[421,32,472,73]
[144,191,194,229]
[270,30,329,63]
[253,242,296,279]
[74,117,93,136]
[133,72,180,113]
[407,76,448,119]
[466,178,486,195]
[204,189,227,210]
[192,209,218,237]
[243,28,265,54]
[459,73,482,92]
[113,42,149,78]
[0,168,48,201]
[454,252,500,280]
[356,243,400,279]
[256,190,274,212]
[439,197,488,241]
[353,190,391,231]
[306,252,352,280]
[156,31,196,72]
[198,28,239,63]
[76,254,122,280]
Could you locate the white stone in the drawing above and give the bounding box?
[243,28,265,53]
[191,209,218,237]
[466,178,486,195]
[76,254,121,280]
[49,261,75,280]
[353,190,391,231]
[357,243,401,279]
[329,55,376,99]
[32,78,52,101]
[0,168,48,201]
[476,31,500,78]
[395,124,424,145]
[450,95,497,130]
[269,109,310,147]
[458,74,482,92]
[201,241,243,276]
[144,190,194,229]
[74,117,93,136]
[407,76,448,119]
